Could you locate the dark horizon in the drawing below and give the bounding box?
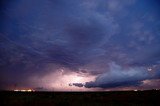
[1,90,160,106]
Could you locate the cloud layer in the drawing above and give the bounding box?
[0,0,160,90]
[84,62,160,88]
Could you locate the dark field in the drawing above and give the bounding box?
[1,90,160,106]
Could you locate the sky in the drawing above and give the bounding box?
[0,0,160,91]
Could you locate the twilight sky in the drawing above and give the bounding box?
[0,0,160,91]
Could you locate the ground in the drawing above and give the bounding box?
[1,90,160,106]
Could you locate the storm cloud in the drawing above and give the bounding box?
[84,62,160,88]
[0,0,160,90]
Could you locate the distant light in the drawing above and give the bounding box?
[27,89,32,92]
[13,89,35,92]
[134,90,138,91]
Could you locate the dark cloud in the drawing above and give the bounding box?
[84,62,160,88]
[85,81,142,89]
[0,0,160,90]
[72,83,84,87]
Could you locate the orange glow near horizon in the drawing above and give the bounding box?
[14,89,35,92]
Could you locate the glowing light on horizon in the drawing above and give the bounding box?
[14,89,35,92]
